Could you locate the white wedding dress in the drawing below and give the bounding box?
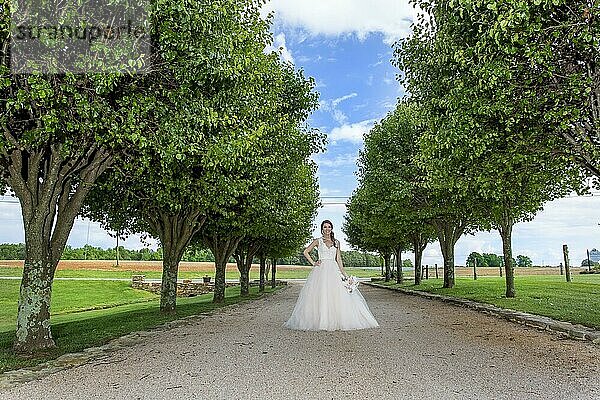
[284,238,379,331]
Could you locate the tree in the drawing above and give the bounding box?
[455,1,600,180]
[229,59,322,296]
[345,101,440,285]
[516,255,533,268]
[343,187,397,282]
[394,0,586,295]
[1,0,151,352]
[234,161,320,296]
[197,55,321,302]
[364,102,438,285]
[394,15,486,289]
[466,252,485,268]
[83,0,275,314]
[581,259,599,268]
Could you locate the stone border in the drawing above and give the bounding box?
[364,281,600,345]
[0,286,287,390]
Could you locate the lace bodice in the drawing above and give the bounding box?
[318,237,337,260]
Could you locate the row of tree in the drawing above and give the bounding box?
[0,243,382,267]
[1,0,323,353]
[344,1,598,296]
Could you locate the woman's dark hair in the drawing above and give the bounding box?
[321,219,337,248]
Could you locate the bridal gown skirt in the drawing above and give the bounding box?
[284,259,379,331]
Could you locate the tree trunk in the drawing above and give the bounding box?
[498,217,515,298]
[15,256,56,352]
[234,242,260,296]
[160,250,179,314]
[441,240,455,288]
[147,211,205,314]
[259,256,266,292]
[9,144,112,353]
[434,221,465,289]
[203,235,241,303]
[412,234,426,286]
[395,247,403,284]
[234,251,247,295]
[270,258,277,288]
[383,253,391,282]
[240,260,251,295]
[214,259,227,303]
[414,245,422,285]
[265,260,271,282]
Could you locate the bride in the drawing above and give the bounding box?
[284,220,379,331]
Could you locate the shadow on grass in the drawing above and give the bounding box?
[0,286,281,374]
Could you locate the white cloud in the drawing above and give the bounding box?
[316,153,357,168]
[319,92,361,126]
[329,119,377,144]
[332,109,348,125]
[265,32,295,64]
[264,0,419,45]
[332,93,357,107]
[315,79,327,88]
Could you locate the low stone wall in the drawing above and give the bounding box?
[132,275,287,297]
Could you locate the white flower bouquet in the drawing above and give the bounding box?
[343,275,359,293]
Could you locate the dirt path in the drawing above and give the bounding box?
[2,283,599,399]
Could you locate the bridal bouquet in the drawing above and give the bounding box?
[343,275,359,293]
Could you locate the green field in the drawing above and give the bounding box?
[377,275,600,330]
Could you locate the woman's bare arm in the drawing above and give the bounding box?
[303,239,319,266]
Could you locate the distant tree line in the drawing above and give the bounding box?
[581,259,600,269]
[0,243,381,267]
[466,252,534,268]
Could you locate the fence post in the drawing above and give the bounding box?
[425,264,429,279]
[563,244,571,282]
[587,249,592,272]
[473,258,477,280]
[435,263,438,279]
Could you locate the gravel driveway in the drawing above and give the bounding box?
[2,283,599,400]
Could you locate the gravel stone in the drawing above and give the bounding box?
[1,283,600,399]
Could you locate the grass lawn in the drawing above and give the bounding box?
[0,280,158,332]
[377,275,600,330]
[0,283,282,374]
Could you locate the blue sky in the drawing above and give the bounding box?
[263,0,600,266]
[0,0,598,267]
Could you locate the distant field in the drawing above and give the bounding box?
[0,260,380,279]
[0,260,590,281]
[0,259,260,272]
